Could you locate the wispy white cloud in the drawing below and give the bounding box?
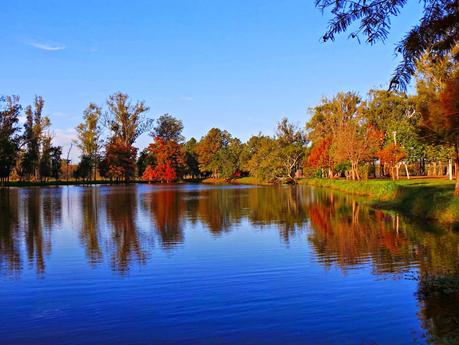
[181,96,193,102]
[28,41,65,51]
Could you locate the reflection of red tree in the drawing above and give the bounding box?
[145,190,184,247]
[308,194,410,272]
[308,205,334,236]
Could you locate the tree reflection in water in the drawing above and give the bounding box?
[0,184,457,342]
[142,187,185,247]
[79,187,102,265]
[0,189,20,274]
[105,186,146,273]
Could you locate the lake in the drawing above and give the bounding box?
[0,184,458,344]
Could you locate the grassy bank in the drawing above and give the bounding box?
[298,178,459,226]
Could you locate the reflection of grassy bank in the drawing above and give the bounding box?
[298,178,459,226]
[202,177,268,185]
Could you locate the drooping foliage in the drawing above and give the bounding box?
[316,0,459,90]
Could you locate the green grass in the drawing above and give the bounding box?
[298,178,459,226]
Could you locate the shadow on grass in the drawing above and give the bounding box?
[375,183,459,228]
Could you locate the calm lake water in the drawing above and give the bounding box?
[0,184,458,345]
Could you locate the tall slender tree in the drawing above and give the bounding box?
[103,92,152,181]
[0,95,21,183]
[75,103,103,180]
[20,96,49,181]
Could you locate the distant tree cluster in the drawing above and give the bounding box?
[140,115,307,183]
[0,95,62,184]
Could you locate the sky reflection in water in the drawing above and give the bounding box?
[0,184,458,345]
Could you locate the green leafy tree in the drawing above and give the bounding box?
[196,128,231,177]
[105,92,151,146]
[74,155,92,180]
[276,118,308,179]
[184,138,200,179]
[38,134,62,181]
[364,89,424,174]
[0,95,21,182]
[75,103,103,180]
[215,137,244,179]
[151,114,184,143]
[244,135,284,182]
[39,136,52,180]
[20,96,50,181]
[50,145,62,180]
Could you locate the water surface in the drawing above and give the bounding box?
[0,184,458,344]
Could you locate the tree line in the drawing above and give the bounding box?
[306,48,459,189]
[0,48,457,189]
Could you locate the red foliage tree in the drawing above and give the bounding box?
[144,137,185,183]
[142,165,156,182]
[154,162,177,183]
[376,143,406,180]
[307,137,333,177]
[105,138,137,181]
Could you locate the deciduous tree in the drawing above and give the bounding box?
[75,103,103,180]
[0,96,21,182]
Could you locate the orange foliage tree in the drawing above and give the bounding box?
[307,137,334,178]
[142,165,156,181]
[376,143,407,180]
[421,73,459,194]
[333,124,383,180]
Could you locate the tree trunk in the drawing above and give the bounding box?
[404,162,410,179]
[448,159,453,180]
[455,142,459,195]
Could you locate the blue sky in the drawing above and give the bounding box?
[1,0,421,160]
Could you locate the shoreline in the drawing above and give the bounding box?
[203,177,459,227]
[2,177,458,227]
[297,178,459,227]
